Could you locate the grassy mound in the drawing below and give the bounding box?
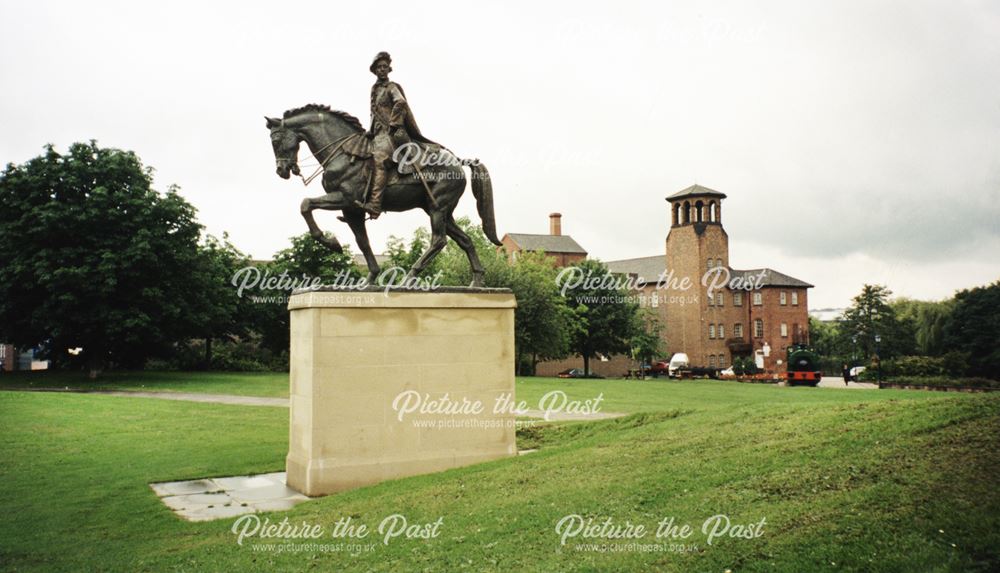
[0,378,997,571]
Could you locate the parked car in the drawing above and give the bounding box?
[625,363,657,379]
[649,360,671,376]
[556,368,604,379]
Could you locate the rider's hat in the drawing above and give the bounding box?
[370,51,392,73]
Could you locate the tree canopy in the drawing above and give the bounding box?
[944,280,1000,378]
[0,142,220,375]
[561,259,638,375]
[837,284,911,360]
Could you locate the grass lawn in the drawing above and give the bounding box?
[0,368,943,408]
[0,370,290,397]
[1,375,997,571]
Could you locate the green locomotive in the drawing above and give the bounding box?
[785,344,823,386]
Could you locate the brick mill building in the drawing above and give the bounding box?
[606,184,813,372]
[501,213,588,267]
[505,186,813,376]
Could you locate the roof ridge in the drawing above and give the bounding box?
[605,254,665,263]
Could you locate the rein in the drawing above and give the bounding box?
[297,133,358,187]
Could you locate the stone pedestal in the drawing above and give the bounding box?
[286,288,517,496]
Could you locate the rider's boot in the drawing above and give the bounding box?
[354,163,385,219]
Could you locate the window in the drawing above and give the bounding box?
[753,292,762,306]
[716,258,723,268]
[716,292,724,306]
[780,291,787,306]
[719,354,727,368]
[734,323,743,338]
[792,292,799,306]
[709,355,716,368]
[718,324,725,338]
[709,324,716,339]
[707,292,714,306]
[707,258,714,269]
[780,322,788,337]
[734,292,743,306]
[754,319,764,338]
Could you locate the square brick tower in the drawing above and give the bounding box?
[664,184,730,364]
[661,184,813,371]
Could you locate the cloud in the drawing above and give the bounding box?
[1,0,998,308]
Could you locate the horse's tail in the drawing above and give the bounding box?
[469,161,501,246]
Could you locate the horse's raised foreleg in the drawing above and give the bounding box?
[445,215,485,287]
[343,211,380,283]
[407,211,448,280]
[300,196,344,253]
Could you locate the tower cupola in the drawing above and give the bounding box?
[666,184,727,228]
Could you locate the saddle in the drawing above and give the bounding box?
[340,133,437,187]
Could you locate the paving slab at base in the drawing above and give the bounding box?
[150,472,309,522]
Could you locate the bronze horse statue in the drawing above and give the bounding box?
[265,104,500,287]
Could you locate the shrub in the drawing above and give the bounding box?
[858,367,877,382]
[732,357,745,376]
[886,355,946,377]
[941,351,970,377]
[884,375,999,390]
[732,357,758,376]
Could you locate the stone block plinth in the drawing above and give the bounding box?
[286,288,517,496]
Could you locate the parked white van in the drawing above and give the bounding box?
[668,353,690,377]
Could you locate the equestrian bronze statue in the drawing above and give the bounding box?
[265,51,500,287]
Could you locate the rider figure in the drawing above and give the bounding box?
[357,51,431,219]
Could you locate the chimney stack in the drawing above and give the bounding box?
[549,212,562,236]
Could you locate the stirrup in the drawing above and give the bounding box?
[353,200,381,219]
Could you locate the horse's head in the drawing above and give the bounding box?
[265,116,301,179]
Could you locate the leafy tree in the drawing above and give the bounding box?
[384,220,575,374]
[809,316,855,372]
[187,234,257,367]
[251,233,360,357]
[386,217,507,287]
[630,309,664,378]
[562,259,638,376]
[943,280,1000,379]
[433,218,510,287]
[506,251,575,375]
[272,233,359,285]
[809,316,843,358]
[0,142,213,377]
[838,285,910,362]
[892,297,953,356]
[385,227,440,279]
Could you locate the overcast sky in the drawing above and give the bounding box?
[2,0,998,309]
